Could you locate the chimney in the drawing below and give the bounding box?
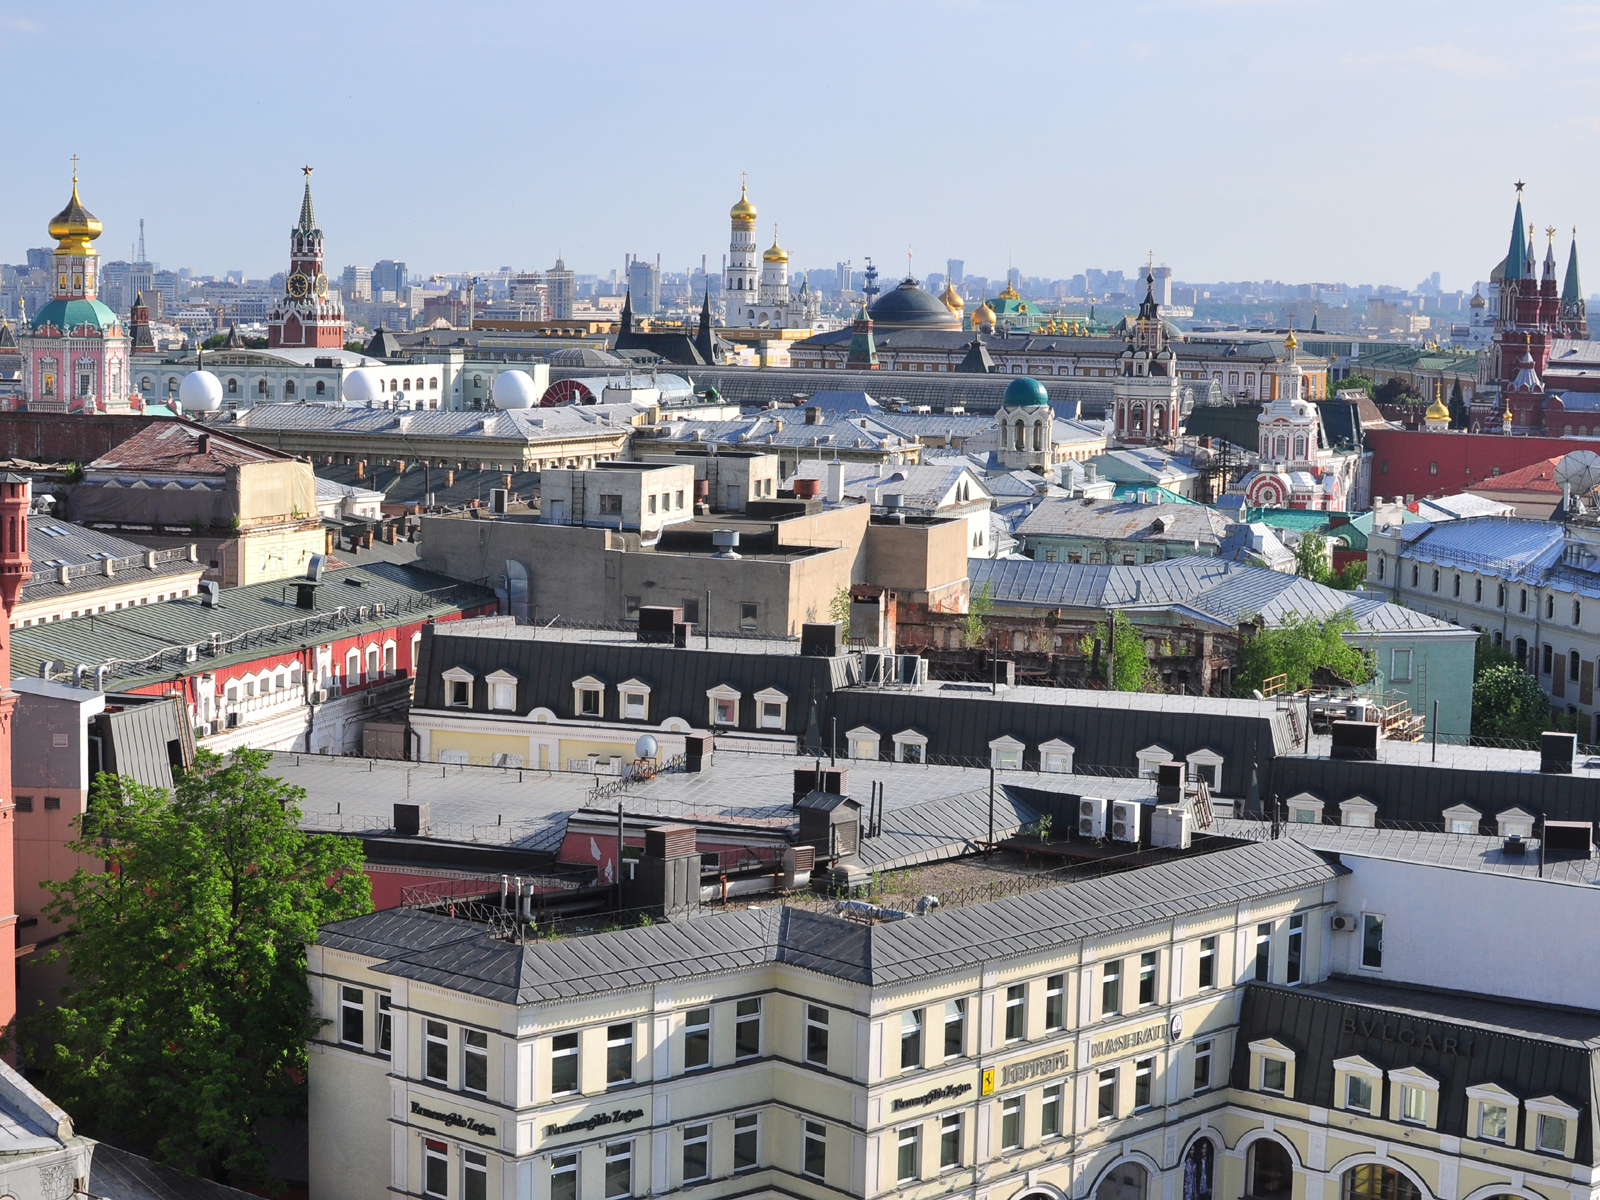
[826,460,846,505]
[806,406,822,425]
[356,460,366,479]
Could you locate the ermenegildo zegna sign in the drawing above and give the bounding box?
[411,1101,496,1138]
[544,1108,647,1138]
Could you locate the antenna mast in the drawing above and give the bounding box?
[138,219,146,264]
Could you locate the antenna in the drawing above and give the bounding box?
[138,219,146,264]
[1554,450,1600,502]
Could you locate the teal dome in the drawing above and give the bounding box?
[30,298,120,334]
[1003,376,1049,407]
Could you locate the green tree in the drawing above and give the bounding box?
[1471,664,1554,742]
[344,341,367,353]
[962,581,994,649]
[1447,379,1468,429]
[1234,610,1371,695]
[1375,377,1424,407]
[828,585,851,642]
[201,333,229,350]
[1473,632,1517,679]
[1332,373,1375,400]
[1293,534,1332,584]
[1091,610,1155,691]
[1331,559,1367,590]
[23,749,371,1187]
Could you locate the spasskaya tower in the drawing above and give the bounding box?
[267,166,346,350]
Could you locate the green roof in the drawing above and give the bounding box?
[30,297,120,334]
[1504,196,1527,282]
[1113,484,1196,505]
[1003,376,1049,407]
[1564,235,1583,304]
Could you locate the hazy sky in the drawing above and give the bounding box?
[3,1,1594,292]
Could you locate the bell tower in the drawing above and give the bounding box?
[267,167,346,351]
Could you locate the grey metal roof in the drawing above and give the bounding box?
[1017,499,1229,545]
[227,403,639,445]
[1395,516,1566,585]
[669,366,1114,416]
[20,518,202,605]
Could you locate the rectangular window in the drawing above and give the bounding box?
[463,1029,489,1095]
[340,985,364,1047]
[464,1149,488,1200]
[1004,984,1025,1041]
[623,691,648,720]
[1134,1056,1154,1109]
[1138,951,1157,1006]
[684,1007,711,1071]
[551,1153,579,1200]
[1044,975,1065,1031]
[1198,936,1217,989]
[940,1113,962,1167]
[1041,1083,1063,1137]
[1478,1103,1507,1141]
[675,490,684,509]
[1261,1058,1287,1093]
[1254,923,1272,982]
[648,494,657,514]
[803,1121,827,1179]
[551,1032,579,1095]
[578,688,601,716]
[1401,1085,1426,1124]
[740,601,758,629]
[378,995,392,1055]
[1097,1067,1117,1119]
[1102,961,1121,1016]
[599,494,623,515]
[1538,1114,1567,1154]
[1361,913,1384,969]
[625,595,641,620]
[897,1125,921,1182]
[734,1113,759,1171]
[735,998,761,1059]
[424,1138,449,1198]
[805,1005,829,1066]
[1286,914,1304,985]
[1000,1097,1021,1150]
[944,999,965,1059]
[714,698,737,726]
[604,1140,632,1199]
[1391,648,1413,682]
[607,1023,634,1086]
[901,1009,923,1070]
[1346,1074,1373,1112]
[682,1123,709,1182]
[425,1020,449,1084]
[1194,1040,1213,1092]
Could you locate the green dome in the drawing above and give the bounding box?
[30,298,120,335]
[1003,376,1049,407]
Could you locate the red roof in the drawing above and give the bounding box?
[87,420,290,476]
[1471,456,1564,495]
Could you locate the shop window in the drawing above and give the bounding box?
[1182,1140,1215,1200]
[1248,1141,1295,1200]
[1341,1165,1418,1200]
[1096,1160,1147,1200]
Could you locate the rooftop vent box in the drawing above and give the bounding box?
[1330,719,1379,761]
[198,580,220,608]
[1541,731,1577,774]
[1544,819,1593,858]
[793,766,848,803]
[636,606,682,644]
[1502,835,1527,856]
[394,802,430,837]
[801,622,842,658]
[644,824,696,859]
[1156,761,1184,804]
[683,733,713,773]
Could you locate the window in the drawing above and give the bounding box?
[1538,1113,1568,1154]
[1254,923,1272,982]
[424,1138,449,1198]
[463,1029,489,1094]
[802,1121,827,1179]
[1001,1096,1022,1149]
[425,1020,449,1083]
[733,1113,759,1171]
[1361,913,1384,969]
[1138,951,1157,1006]
[339,986,365,1047]
[1346,1074,1373,1112]
[1547,593,1556,620]
[738,601,760,630]
[990,735,1024,770]
[709,686,740,727]
[1004,984,1025,1040]
[1572,650,1582,682]
[1044,975,1065,1030]
[684,1007,711,1071]
[622,688,649,721]
[489,675,516,711]
[599,494,623,515]
[897,1125,921,1181]
[648,494,657,514]
[625,595,640,620]
[578,687,602,717]
[1193,1040,1213,1092]
[682,1124,709,1182]
[1249,1142,1296,1200]
[943,999,965,1059]
[1261,1057,1287,1093]
[1198,937,1217,989]
[1101,961,1121,1016]
[551,1153,579,1200]
[805,1005,829,1066]
[940,1113,963,1167]
[1398,1084,1427,1124]
[1520,588,1528,613]
[1390,648,1413,683]
[1041,1083,1063,1137]
[464,1149,487,1200]
[607,1023,634,1086]
[1097,1067,1118,1119]
[1478,1103,1507,1141]
[551,1032,579,1095]
[1286,914,1304,985]
[900,1009,923,1070]
[735,998,761,1059]
[1411,564,1419,587]
[378,995,392,1055]
[449,679,470,707]
[1476,579,1483,602]
[604,1140,632,1199]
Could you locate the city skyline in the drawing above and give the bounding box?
[0,2,1596,289]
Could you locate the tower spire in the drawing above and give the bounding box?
[298,165,316,232]
[1504,187,1527,281]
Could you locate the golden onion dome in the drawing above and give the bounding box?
[971,302,997,327]
[938,280,964,313]
[48,180,102,252]
[730,183,757,223]
[997,281,1021,301]
[762,226,787,263]
[1284,329,1298,352]
[1425,396,1451,421]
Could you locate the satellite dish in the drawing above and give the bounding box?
[634,734,659,760]
[1555,450,1600,498]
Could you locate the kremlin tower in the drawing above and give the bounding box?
[266,168,346,350]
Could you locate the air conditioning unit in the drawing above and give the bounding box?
[863,653,885,685]
[1110,800,1143,844]
[312,689,329,705]
[898,654,926,685]
[1331,913,1359,933]
[362,692,378,709]
[225,712,240,729]
[1150,804,1192,849]
[1078,796,1108,839]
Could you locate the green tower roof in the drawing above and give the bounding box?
[1504,195,1527,282]
[1003,376,1049,407]
[1563,234,1583,304]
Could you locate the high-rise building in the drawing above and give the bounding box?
[372,259,408,297]
[628,260,661,315]
[266,168,346,350]
[341,264,373,302]
[947,258,964,285]
[1152,265,1173,307]
[546,257,574,319]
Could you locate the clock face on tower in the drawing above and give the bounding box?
[315,273,328,297]
[287,272,309,298]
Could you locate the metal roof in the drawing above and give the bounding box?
[1017,499,1228,545]
[20,519,202,605]
[86,421,287,475]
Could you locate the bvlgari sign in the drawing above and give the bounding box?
[411,1100,496,1138]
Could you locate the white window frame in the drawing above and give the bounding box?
[442,666,474,708]
[989,734,1024,771]
[1442,803,1481,835]
[1249,1037,1294,1095]
[1285,792,1325,824]
[618,678,652,722]
[339,985,364,1047]
[485,669,518,712]
[1340,796,1378,827]
[846,725,881,761]
[754,687,789,731]
[707,683,741,728]
[1465,1081,1519,1144]
[1496,807,1536,838]
[1185,748,1224,790]
[682,1123,710,1182]
[1525,1095,1580,1158]
[1333,1054,1382,1113]
[1038,738,1075,773]
[1135,743,1172,777]
[1388,1065,1439,1128]
[892,729,929,763]
[573,675,606,718]
[1391,647,1414,682]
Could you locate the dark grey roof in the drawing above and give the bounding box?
[1235,979,1600,1163]
[21,518,201,605]
[90,1141,261,1199]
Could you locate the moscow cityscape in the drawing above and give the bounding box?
[0,4,1596,1200]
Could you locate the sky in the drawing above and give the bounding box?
[2,0,1596,292]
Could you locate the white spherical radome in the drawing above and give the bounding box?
[177,370,223,412]
[342,367,381,405]
[493,369,539,409]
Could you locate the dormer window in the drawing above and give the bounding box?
[1386,1066,1439,1128]
[573,676,605,718]
[754,687,788,731]
[707,684,741,727]
[618,679,651,722]
[441,667,474,709]
[1525,1095,1579,1158]
[485,670,518,712]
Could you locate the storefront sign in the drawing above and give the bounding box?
[999,1050,1071,1088]
[1089,1021,1168,1061]
[544,1107,646,1138]
[410,1100,496,1138]
[1339,1015,1470,1056]
[891,1082,973,1112]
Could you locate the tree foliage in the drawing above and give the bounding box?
[22,750,371,1187]
[1471,664,1555,742]
[1333,373,1375,400]
[1375,377,1424,406]
[1234,610,1371,695]
[1331,560,1367,590]
[1293,534,1332,584]
[962,581,994,649]
[1448,379,1468,429]
[828,585,851,642]
[1091,610,1156,691]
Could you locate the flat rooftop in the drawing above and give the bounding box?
[1294,734,1600,780]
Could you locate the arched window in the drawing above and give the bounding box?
[258,379,268,395]
[167,377,178,395]
[344,648,361,685]
[1275,436,1288,458]
[1096,1163,1148,1200]
[1246,1140,1294,1200]
[315,381,326,395]
[1546,594,1555,619]
[1014,420,1025,451]
[473,375,483,387]
[1515,637,1528,667]
[1340,1164,1420,1200]
[1154,406,1166,435]
[430,377,438,389]
[367,645,380,680]
[1032,421,1044,451]
[1574,599,1582,625]
[284,380,296,397]
[227,378,238,394]
[1294,436,1306,459]
[1182,1140,1215,1200]
[1261,434,1269,455]
[403,378,412,390]
[140,377,152,393]
[1132,406,1144,433]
